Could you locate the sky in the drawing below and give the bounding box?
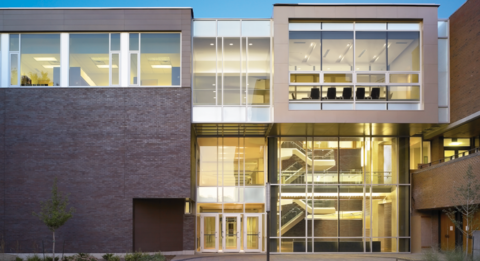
[0,0,466,19]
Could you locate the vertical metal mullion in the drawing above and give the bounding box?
[18,35,21,86]
[138,34,141,86]
[239,20,242,107]
[353,22,356,109]
[215,21,218,106]
[109,34,112,87]
[246,36,249,120]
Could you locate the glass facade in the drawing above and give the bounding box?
[269,137,410,253]
[288,22,421,110]
[192,20,272,122]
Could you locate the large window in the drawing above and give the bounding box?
[9,34,60,86]
[271,136,409,253]
[197,137,266,203]
[288,22,421,110]
[129,33,181,87]
[69,34,119,87]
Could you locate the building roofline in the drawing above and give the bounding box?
[0,7,193,9]
[274,3,440,7]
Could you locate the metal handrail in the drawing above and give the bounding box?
[418,147,480,169]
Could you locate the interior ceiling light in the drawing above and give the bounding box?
[450,138,461,145]
[34,57,57,62]
[229,43,233,45]
[210,43,214,46]
[358,50,365,58]
[151,65,172,69]
[323,49,330,58]
[42,65,60,68]
[91,57,109,61]
[97,65,118,69]
[249,43,252,46]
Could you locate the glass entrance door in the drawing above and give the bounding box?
[200,214,218,252]
[244,214,262,252]
[223,214,241,252]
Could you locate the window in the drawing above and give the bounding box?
[129,33,181,87]
[288,22,421,110]
[69,34,120,87]
[9,34,61,87]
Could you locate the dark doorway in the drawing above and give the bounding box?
[133,199,184,252]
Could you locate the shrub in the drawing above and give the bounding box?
[422,247,440,261]
[125,252,165,261]
[444,247,465,261]
[45,257,60,261]
[27,255,42,261]
[64,253,98,261]
[102,254,119,261]
[15,257,24,261]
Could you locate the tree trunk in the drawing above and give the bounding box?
[53,231,55,261]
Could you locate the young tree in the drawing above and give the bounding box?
[443,165,480,259]
[33,178,75,261]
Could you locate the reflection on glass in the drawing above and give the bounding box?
[225,217,238,249]
[193,37,216,105]
[388,32,420,71]
[112,53,119,85]
[322,31,353,71]
[371,138,397,184]
[290,74,319,83]
[371,186,398,250]
[410,137,422,169]
[324,73,352,83]
[140,33,181,86]
[223,37,241,105]
[245,138,265,185]
[390,74,419,83]
[339,186,364,237]
[70,34,109,86]
[223,137,241,186]
[198,138,218,186]
[204,216,216,250]
[247,38,270,105]
[289,31,321,71]
[10,54,19,85]
[355,32,387,71]
[246,216,259,249]
[388,86,420,101]
[20,34,61,86]
[357,74,385,83]
[289,86,315,100]
[130,53,138,85]
[111,33,120,51]
[129,33,139,51]
[10,34,19,51]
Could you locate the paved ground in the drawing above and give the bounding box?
[172,253,425,261]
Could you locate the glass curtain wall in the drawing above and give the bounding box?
[271,137,410,253]
[288,22,421,109]
[192,20,271,122]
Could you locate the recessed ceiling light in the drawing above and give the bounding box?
[151,65,172,69]
[249,43,252,46]
[42,65,60,68]
[34,57,57,62]
[210,43,214,46]
[229,43,233,45]
[91,57,109,61]
[97,65,118,69]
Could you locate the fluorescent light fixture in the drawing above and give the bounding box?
[34,57,57,62]
[450,138,461,146]
[151,65,172,69]
[42,65,60,68]
[210,43,214,46]
[249,43,252,46]
[97,65,118,69]
[91,57,109,61]
[229,43,233,45]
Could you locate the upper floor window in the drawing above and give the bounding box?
[69,33,119,87]
[129,33,181,87]
[288,22,421,110]
[9,34,61,86]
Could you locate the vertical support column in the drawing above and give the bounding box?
[60,33,69,87]
[120,33,129,87]
[0,34,9,87]
[267,137,278,252]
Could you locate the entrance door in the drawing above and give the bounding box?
[200,214,218,252]
[244,214,262,252]
[223,214,241,252]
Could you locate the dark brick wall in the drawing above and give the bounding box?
[1,88,191,253]
[449,0,480,122]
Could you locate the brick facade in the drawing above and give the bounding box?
[449,0,480,122]
[0,88,192,253]
[412,153,480,210]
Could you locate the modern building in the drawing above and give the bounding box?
[0,0,479,256]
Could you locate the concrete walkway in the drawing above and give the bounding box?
[172,253,425,261]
